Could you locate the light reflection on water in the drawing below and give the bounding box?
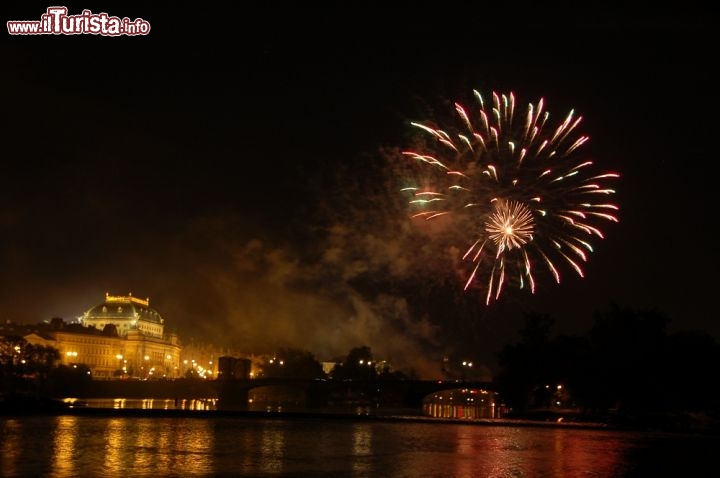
[51,415,77,476]
[74,398,219,411]
[351,423,373,476]
[1,414,718,477]
[260,422,285,475]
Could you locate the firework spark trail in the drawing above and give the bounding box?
[401,90,620,304]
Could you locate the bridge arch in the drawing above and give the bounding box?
[215,378,504,414]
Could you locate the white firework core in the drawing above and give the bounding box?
[486,200,534,254]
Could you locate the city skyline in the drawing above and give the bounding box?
[2,4,716,376]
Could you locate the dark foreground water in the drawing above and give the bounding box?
[1,412,718,477]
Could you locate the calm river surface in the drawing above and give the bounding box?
[1,411,718,477]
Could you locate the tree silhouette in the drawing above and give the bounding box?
[495,303,720,424]
[330,346,377,380]
[495,312,556,412]
[262,348,326,379]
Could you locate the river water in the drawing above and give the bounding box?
[1,410,718,477]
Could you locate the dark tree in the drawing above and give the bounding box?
[586,304,670,415]
[21,344,61,375]
[495,312,556,412]
[330,346,377,380]
[1,336,24,370]
[102,324,119,337]
[665,330,720,412]
[262,348,326,379]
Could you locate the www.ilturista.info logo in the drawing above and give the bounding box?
[7,7,150,36]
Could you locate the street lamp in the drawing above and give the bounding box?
[359,359,374,378]
[116,354,124,379]
[461,360,473,381]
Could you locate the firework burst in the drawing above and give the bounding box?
[401,90,620,304]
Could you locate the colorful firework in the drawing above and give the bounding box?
[401,90,619,304]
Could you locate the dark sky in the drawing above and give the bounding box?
[2,3,717,378]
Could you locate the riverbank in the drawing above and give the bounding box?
[3,397,719,436]
[0,402,614,431]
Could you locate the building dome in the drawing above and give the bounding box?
[82,293,165,338]
[84,294,163,324]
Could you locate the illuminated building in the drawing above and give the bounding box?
[82,293,164,338]
[23,293,182,379]
[422,388,506,419]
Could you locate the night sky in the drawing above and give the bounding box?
[2,3,716,377]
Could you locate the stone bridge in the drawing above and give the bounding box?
[215,378,496,411]
[50,377,497,412]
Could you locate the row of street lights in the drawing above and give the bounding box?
[57,350,199,379]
